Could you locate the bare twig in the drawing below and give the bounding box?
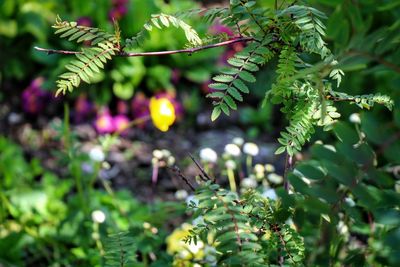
[347,50,400,74]
[34,37,254,57]
[169,166,195,191]
[188,153,213,182]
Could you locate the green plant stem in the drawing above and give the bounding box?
[227,168,237,192]
[246,155,253,175]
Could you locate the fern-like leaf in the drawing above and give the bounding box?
[124,13,202,50]
[55,41,118,96]
[104,231,137,267]
[208,35,274,120]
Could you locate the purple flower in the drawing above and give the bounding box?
[94,108,115,134]
[131,92,150,128]
[21,77,49,114]
[77,16,92,27]
[171,68,181,85]
[74,94,93,123]
[117,100,129,115]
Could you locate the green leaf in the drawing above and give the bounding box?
[220,103,230,115]
[233,80,249,93]
[213,75,234,83]
[211,107,222,121]
[209,83,228,90]
[224,95,237,110]
[227,87,243,101]
[239,71,256,83]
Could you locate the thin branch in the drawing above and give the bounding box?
[169,166,195,191]
[188,153,213,182]
[34,37,254,57]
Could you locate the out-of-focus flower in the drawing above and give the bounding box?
[94,108,115,134]
[77,16,92,27]
[155,91,184,120]
[233,137,244,146]
[241,176,258,189]
[225,159,236,170]
[210,23,233,36]
[149,97,176,132]
[349,113,361,124]
[175,189,188,200]
[108,0,128,21]
[166,223,204,258]
[265,164,275,173]
[199,148,218,163]
[224,143,241,157]
[89,147,105,162]
[267,173,283,184]
[243,142,259,156]
[117,100,129,115]
[74,94,93,123]
[262,188,278,200]
[131,92,150,128]
[91,210,106,223]
[113,114,130,133]
[171,68,181,84]
[22,77,49,114]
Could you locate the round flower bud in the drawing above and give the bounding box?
[89,147,105,162]
[91,210,106,223]
[349,113,361,124]
[199,148,218,163]
[224,143,241,157]
[243,142,259,156]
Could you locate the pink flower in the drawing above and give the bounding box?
[21,77,49,114]
[94,108,115,134]
[210,23,234,36]
[113,114,130,134]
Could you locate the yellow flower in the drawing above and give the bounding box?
[149,97,176,132]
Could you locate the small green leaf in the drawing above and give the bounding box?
[209,83,228,90]
[211,107,221,121]
[233,80,249,93]
[239,71,256,83]
[213,75,234,83]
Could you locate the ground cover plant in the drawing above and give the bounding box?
[1,0,399,266]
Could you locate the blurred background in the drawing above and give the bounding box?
[0,0,399,266]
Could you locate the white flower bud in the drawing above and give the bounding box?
[225,159,237,170]
[91,210,106,223]
[152,149,163,160]
[232,137,244,146]
[264,164,275,173]
[175,189,188,200]
[224,143,241,157]
[349,113,361,124]
[199,148,218,163]
[89,147,105,162]
[243,142,259,156]
[267,173,283,184]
